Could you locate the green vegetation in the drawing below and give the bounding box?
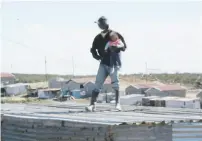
[13,73,95,83]
[1,97,51,104]
[118,73,201,86]
[143,73,202,84]
[13,73,202,85]
[14,73,72,83]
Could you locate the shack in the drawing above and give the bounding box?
[197,91,202,99]
[83,81,96,97]
[142,96,200,109]
[38,88,61,99]
[125,84,160,95]
[4,83,30,96]
[145,85,186,97]
[0,72,16,85]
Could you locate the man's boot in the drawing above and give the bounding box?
[115,90,122,111]
[85,91,99,112]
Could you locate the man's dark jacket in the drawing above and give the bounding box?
[90,30,127,66]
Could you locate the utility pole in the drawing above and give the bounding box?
[45,56,48,82]
[10,64,13,73]
[145,62,148,83]
[72,56,75,78]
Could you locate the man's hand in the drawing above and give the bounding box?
[90,48,102,61]
[94,55,102,61]
[117,32,127,51]
[120,47,126,51]
[110,46,123,53]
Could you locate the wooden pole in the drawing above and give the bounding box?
[45,56,48,81]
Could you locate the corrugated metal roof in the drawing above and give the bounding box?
[5,83,30,87]
[0,72,15,78]
[135,84,151,89]
[125,85,136,89]
[1,103,202,125]
[152,96,200,101]
[197,91,202,98]
[83,81,94,86]
[154,85,186,91]
[137,83,160,88]
[126,84,158,89]
[172,123,202,141]
[39,88,61,92]
[71,77,111,84]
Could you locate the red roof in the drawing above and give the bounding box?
[104,77,111,84]
[0,72,15,78]
[134,84,159,89]
[154,85,185,91]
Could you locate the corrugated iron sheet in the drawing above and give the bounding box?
[2,103,202,125]
[173,122,202,141]
[152,85,185,91]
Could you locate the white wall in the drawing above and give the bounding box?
[5,84,28,95]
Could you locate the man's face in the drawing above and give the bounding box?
[98,20,108,30]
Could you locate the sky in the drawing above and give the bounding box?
[1,0,202,75]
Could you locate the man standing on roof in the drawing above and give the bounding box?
[85,16,127,112]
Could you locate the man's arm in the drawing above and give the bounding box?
[116,40,124,48]
[117,32,127,51]
[90,35,101,60]
[104,42,110,51]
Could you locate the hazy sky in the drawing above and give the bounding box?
[1,1,202,75]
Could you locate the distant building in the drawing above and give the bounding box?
[120,94,145,105]
[38,88,61,99]
[4,83,30,96]
[125,85,142,95]
[83,81,96,97]
[49,77,121,94]
[1,83,6,96]
[48,77,69,88]
[0,72,16,85]
[66,80,82,91]
[145,85,186,97]
[125,84,159,95]
[142,96,200,109]
[197,91,202,99]
[48,78,84,91]
[101,78,114,93]
[101,84,113,93]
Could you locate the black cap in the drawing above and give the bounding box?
[94,16,107,24]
